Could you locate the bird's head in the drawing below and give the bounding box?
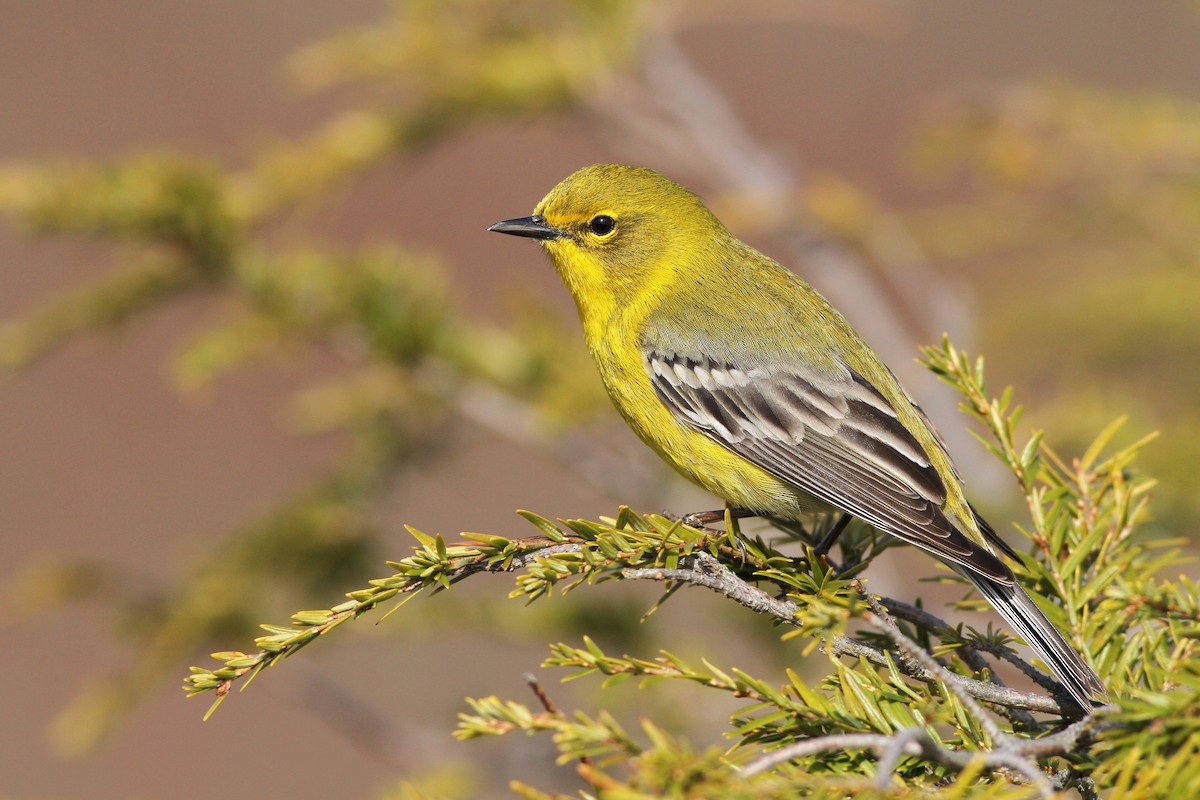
[489,164,724,320]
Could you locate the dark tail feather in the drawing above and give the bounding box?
[968,573,1106,711]
[970,503,1021,562]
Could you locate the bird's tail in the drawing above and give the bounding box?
[967,573,1105,711]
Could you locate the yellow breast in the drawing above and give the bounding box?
[587,300,822,517]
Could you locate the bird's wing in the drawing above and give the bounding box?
[644,348,1012,584]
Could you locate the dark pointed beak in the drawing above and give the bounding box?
[487,215,565,240]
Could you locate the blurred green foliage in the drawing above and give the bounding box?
[1,0,641,757]
[907,84,1200,531]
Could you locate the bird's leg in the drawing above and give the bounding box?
[679,507,756,567]
[813,512,853,556]
[680,507,757,529]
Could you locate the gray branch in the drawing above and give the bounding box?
[452,537,1109,796]
[741,725,1057,797]
[855,582,1011,746]
[619,550,1066,714]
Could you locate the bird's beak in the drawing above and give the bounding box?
[487,215,565,240]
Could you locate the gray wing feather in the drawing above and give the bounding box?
[647,350,1012,583]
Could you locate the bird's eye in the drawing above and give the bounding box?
[588,215,616,236]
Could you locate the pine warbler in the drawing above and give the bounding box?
[489,164,1104,710]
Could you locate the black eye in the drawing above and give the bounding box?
[588,215,616,236]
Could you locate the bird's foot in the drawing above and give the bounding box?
[679,507,756,529]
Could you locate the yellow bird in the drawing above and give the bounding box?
[489,164,1104,710]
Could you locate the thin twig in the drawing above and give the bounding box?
[880,595,1053,689]
[741,726,1057,798]
[879,596,1050,728]
[447,540,586,586]
[525,673,592,768]
[622,551,799,621]
[872,728,928,788]
[1020,713,1118,758]
[854,580,1011,747]
[741,733,892,776]
[619,551,1067,714]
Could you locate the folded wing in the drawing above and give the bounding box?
[645,349,1012,584]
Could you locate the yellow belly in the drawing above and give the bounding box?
[591,334,822,518]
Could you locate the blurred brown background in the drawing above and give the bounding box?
[3,1,1199,798]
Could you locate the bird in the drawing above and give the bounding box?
[488,163,1105,711]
